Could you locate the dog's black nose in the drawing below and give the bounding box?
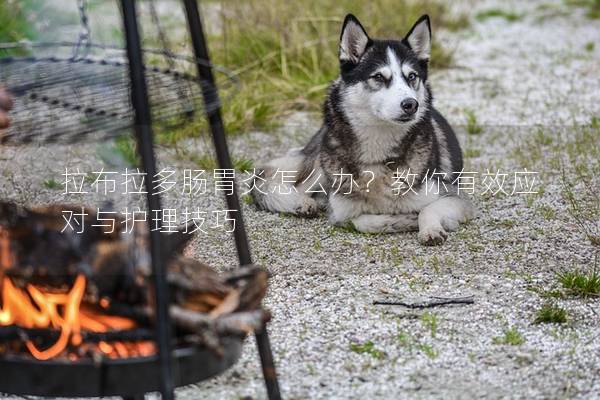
[401,98,419,115]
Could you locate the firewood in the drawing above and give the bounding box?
[171,308,271,356]
[236,267,268,311]
[0,202,122,240]
[0,325,154,343]
[166,258,269,314]
[0,202,194,290]
[214,310,271,335]
[170,306,270,337]
[168,256,230,297]
[88,260,267,319]
[208,290,240,318]
[0,201,272,358]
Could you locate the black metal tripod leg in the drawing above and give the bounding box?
[181,1,282,399]
[121,1,175,400]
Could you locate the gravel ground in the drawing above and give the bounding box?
[1,0,600,399]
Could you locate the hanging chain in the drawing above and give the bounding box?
[72,0,91,59]
[149,0,196,117]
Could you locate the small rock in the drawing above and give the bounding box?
[514,352,534,365]
[528,231,538,240]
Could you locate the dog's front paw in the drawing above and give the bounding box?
[295,199,320,218]
[418,225,448,246]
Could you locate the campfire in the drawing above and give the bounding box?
[0,274,155,360]
[0,202,269,361]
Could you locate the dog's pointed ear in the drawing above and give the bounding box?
[339,14,370,64]
[404,15,431,61]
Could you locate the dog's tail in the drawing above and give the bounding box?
[251,147,323,217]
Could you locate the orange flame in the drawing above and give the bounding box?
[0,274,150,360]
[0,228,11,269]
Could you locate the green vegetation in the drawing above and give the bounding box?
[313,238,322,251]
[511,120,599,246]
[528,285,565,300]
[42,178,62,190]
[565,0,600,18]
[492,326,525,345]
[560,122,600,246]
[109,135,255,172]
[397,330,438,359]
[349,340,385,359]
[0,0,470,164]
[467,243,485,252]
[476,9,523,22]
[537,204,555,220]
[557,268,600,298]
[533,127,554,146]
[534,303,567,324]
[186,153,255,172]
[388,247,405,266]
[114,137,140,166]
[464,148,482,158]
[416,343,439,359]
[397,331,412,348]
[339,220,364,234]
[0,0,36,45]
[241,194,254,206]
[421,312,438,338]
[500,219,516,229]
[155,0,468,140]
[585,41,595,52]
[529,262,600,300]
[465,109,483,135]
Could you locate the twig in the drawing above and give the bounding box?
[373,295,475,308]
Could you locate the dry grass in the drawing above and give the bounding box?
[195,0,468,136]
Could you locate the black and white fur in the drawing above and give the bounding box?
[252,14,473,245]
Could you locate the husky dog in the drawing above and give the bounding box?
[252,14,473,245]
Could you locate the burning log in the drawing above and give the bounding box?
[0,325,155,343]
[0,202,122,285]
[0,201,200,304]
[0,201,200,301]
[0,201,271,360]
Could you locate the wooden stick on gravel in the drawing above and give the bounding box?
[373,295,475,308]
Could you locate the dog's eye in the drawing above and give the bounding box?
[407,72,418,82]
[371,73,386,82]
